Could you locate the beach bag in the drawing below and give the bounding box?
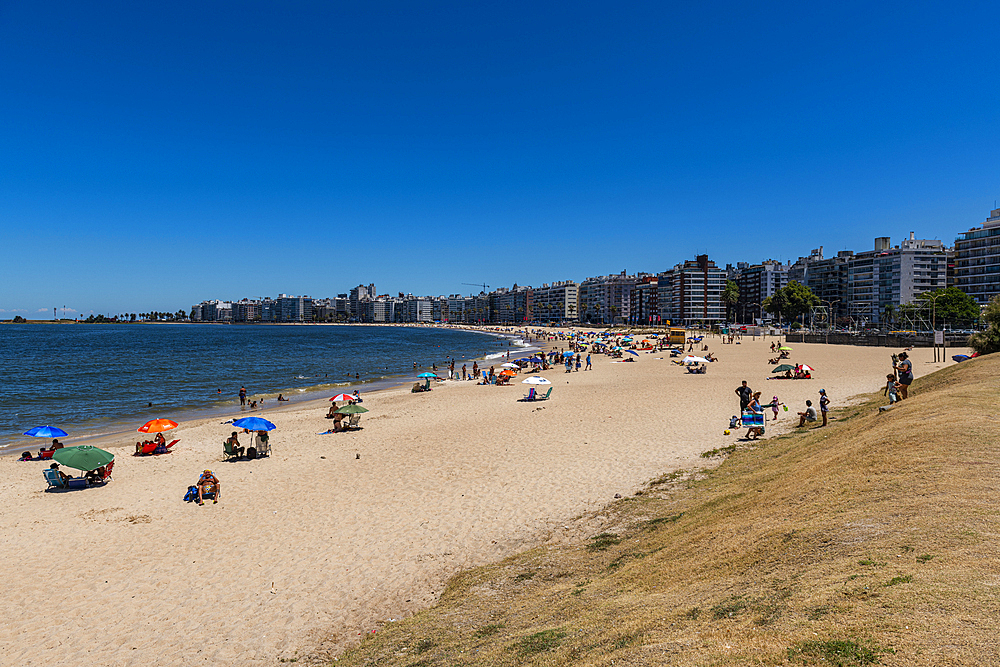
[246,447,257,460]
[183,486,199,502]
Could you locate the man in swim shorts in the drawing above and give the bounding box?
[197,470,221,505]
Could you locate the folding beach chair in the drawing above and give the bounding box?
[741,412,765,438]
[43,468,67,489]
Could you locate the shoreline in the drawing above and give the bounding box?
[0,326,544,458]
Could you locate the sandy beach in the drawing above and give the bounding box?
[0,332,966,665]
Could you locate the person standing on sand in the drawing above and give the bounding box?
[894,352,913,399]
[819,389,830,426]
[239,386,246,406]
[585,354,592,370]
[735,380,752,413]
[461,364,467,380]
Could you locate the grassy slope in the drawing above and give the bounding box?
[335,355,1000,666]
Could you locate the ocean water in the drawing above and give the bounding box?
[0,323,525,450]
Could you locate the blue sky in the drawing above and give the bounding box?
[1,1,998,316]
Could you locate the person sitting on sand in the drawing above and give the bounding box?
[226,432,245,458]
[331,413,346,431]
[20,451,33,461]
[352,390,362,403]
[153,433,165,446]
[84,466,106,484]
[797,400,817,427]
[197,470,220,505]
[277,394,288,402]
[51,439,65,450]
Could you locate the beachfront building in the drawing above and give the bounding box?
[532,281,578,323]
[274,294,313,322]
[367,297,399,323]
[190,304,203,321]
[490,285,531,323]
[734,260,789,324]
[578,271,642,324]
[193,300,232,322]
[231,299,262,322]
[629,275,662,326]
[788,247,853,324]
[658,255,726,326]
[447,295,469,323]
[847,234,948,325]
[349,284,376,321]
[954,207,1000,305]
[402,296,433,323]
[312,298,341,322]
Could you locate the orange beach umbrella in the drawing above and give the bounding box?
[138,418,178,433]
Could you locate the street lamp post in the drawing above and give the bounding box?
[821,299,841,344]
[925,292,942,361]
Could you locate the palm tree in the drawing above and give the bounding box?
[722,280,739,323]
[882,304,896,328]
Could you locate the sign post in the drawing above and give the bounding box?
[933,330,944,362]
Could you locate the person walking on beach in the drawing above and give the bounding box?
[819,389,830,426]
[768,395,783,420]
[735,380,752,413]
[239,386,246,406]
[585,354,592,370]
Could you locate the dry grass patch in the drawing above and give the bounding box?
[336,355,1000,666]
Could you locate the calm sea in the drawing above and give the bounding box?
[0,323,525,451]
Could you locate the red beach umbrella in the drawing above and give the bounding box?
[138,418,178,433]
[329,393,354,402]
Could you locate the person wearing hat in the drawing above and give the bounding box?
[197,470,221,505]
[49,462,70,485]
[819,389,830,427]
[894,352,913,399]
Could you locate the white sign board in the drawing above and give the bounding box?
[934,331,944,345]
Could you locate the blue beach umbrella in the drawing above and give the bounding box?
[562,351,575,357]
[232,417,276,431]
[417,372,438,378]
[627,350,639,356]
[24,426,68,438]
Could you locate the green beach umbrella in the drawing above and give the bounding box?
[778,346,792,352]
[335,405,369,415]
[53,445,115,472]
[772,364,796,373]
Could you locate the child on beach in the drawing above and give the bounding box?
[769,396,783,420]
[884,374,899,404]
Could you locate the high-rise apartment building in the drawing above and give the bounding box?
[847,234,947,325]
[532,281,578,323]
[734,260,789,323]
[659,255,725,326]
[954,208,1000,305]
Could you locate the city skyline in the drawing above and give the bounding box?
[2,2,999,314]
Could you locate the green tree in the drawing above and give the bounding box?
[722,280,739,322]
[763,281,818,325]
[968,295,1000,355]
[913,287,980,328]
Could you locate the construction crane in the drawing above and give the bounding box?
[462,282,489,293]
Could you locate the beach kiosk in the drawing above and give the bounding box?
[669,327,686,346]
